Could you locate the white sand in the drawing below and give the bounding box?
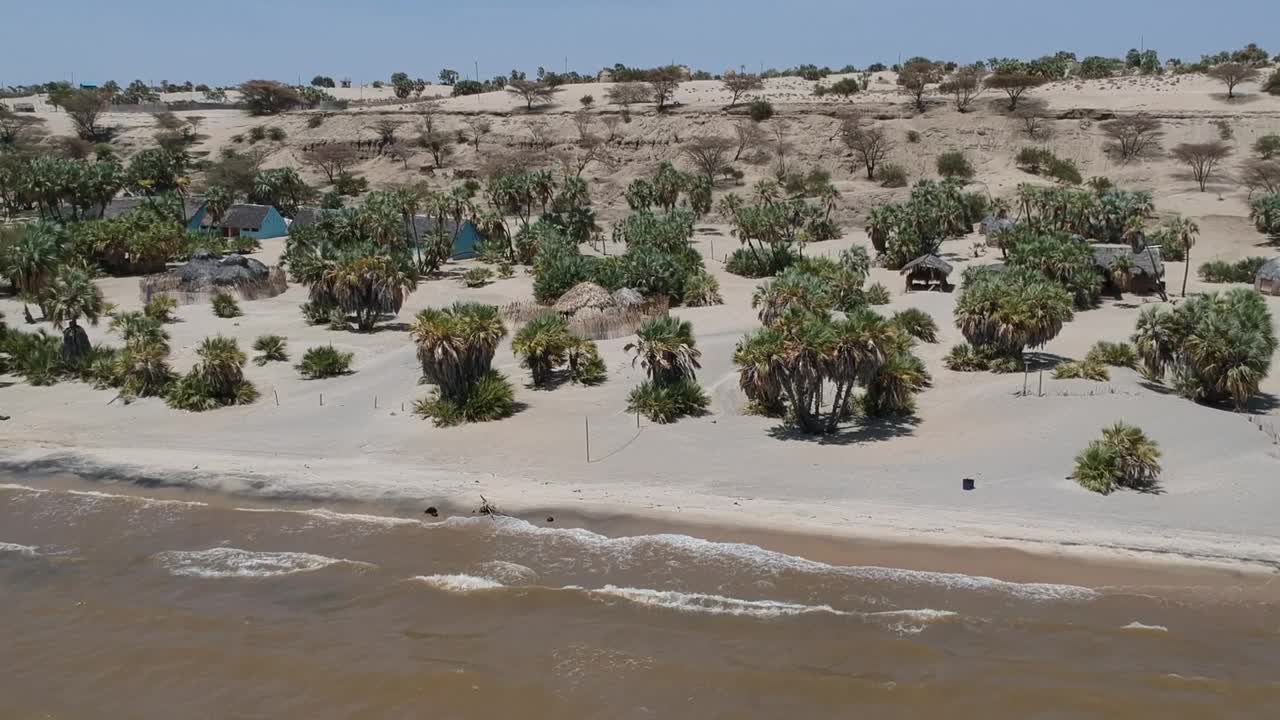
[3,74,1279,572]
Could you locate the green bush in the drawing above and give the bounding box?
[682,270,723,306]
[626,378,709,424]
[1072,422,1161,495]
[748,99,774,122]
[143,295,178,323]
[1052,360,1110,381]
[532,237,596,303]
[306,115,324,129]
[906,130,922,143]
[878,164,909,188]
[165,336,258,412]
[864,282,891,305]
[942,342,1023,373]
[266,126,287,142]
[1251,194,1280,238]
[1016,146,1055,173]
[497,262,515,279]
[1256,134,1280,160]
[1265,69,1280,96]
[333,171,368,196]
[252,335,288,365]
[1198,257,1267,283]
[568,341,608,385]
[296,345,353,379]
[1044,156,1083,185]
[4,330,65,386]
[1085,341,1137,368]
[300,299,337,325]
[890,308,939,343]
[936,151,975,180]
[211,291,241,318]
[248,125,267,143]
[413,370,516,427]
[462,267,493,288]
[725,246,799,278]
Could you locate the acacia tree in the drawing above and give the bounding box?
[462,116,492,151]
[1100,114,1164,162]
[1172,141,1232,191]
[896,60,943,112]
[239,80,302,115]
[1207,63,1260,99]
[841,118,896,180]
[647,66,684,112]
[939,66,985,112]
[732,118,766,161]
[504,79,563,110]
[681,135,735,181]
[722,70,764,106]
[301,144,358,183]
[985,71,1047,111]
[56,89,111,141]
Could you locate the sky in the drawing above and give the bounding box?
[2,0,1277,87]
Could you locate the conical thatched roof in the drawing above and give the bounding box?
[1257,257,1280,282]
[899,254,954,276]
[611,287,645,308]
[554,282,616,314]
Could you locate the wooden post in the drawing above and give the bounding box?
[584,417,590,463]
[1038,370,1043,397]
[374,395,378,409]
[320,393,324,406]
[1022,363,1029,397]
[273,389,279,406]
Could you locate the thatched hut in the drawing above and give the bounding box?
[139,249,287,303]
[900,254,954,292]
[1256,257,1280,296]
[979,215,1016,238]
[1091,244,1164,294]
[553,282,615,314]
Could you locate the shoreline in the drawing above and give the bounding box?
[4,446,1278,594]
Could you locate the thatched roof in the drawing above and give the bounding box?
[979,215,1016,237]
[554,282,615,314]
[1257,257,1280,282]
[899,254,954,276]
[1092,244,1163,278]
[611,288,645,308]
[102,196,206,222]
[171,250,273,289]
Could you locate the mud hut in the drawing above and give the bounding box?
[1091,244,1164,294]
[900,254,954,292]
[139,249,287,303]
[1256,257,1280,296]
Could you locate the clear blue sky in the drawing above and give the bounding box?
[2,0,1275,86]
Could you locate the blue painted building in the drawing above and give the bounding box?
[187,204,288,239]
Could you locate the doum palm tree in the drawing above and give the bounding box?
[41,265,104,364]
[625,315,702,386]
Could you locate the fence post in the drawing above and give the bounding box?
[1038,370,1043,397]
[320,393,324,407]
[585,417,590,463]
[273,389,279,406]
[374,395,378,409]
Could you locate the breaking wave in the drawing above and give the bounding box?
[153,547,371,578]
[1122,621,1170,633]
[587,585,845,618]
[0,541,40,557]
[412,574,506,592]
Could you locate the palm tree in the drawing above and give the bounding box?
[411,302,507,401]
[733,329,784,416]
[1167,216,1199,297]
[1073,422,1161,494]
[862,331,931,417]
[204,185,236,225]
[752,268,833,327]
[2,222,64,321]
[109,311,175,398]
[42,265,104,364]
[625,315,702,386]
[195,336,249,401]
[323,255,417,332]
[511,312,575,386]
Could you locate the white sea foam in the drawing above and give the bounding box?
[0,483,46,493]
[474,560,540,586]
[867,608,960,635]
[153,547,370,578]
[586,585,846,618]
[233,507,421,528]
[413,574,506,592]
[1122,621,1170,633]
[0,542,40,556]
[439,516,1099,602]
[0,483,205,509]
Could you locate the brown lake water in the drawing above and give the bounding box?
[2,477,1279,719]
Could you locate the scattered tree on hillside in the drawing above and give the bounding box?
[1012,98,1051,140]
[1207,62,1259,99]
[505,79,563,110]
[840,117,896,180]
[939,66,985,112]
[722,70,764,106]
[732,118,766,162]
[301,144,358,183]
[238,80,301,115]
[368,119,404,145]
[986,71,1047,111]
[439,69,460,86]
[648,66,684,112]
[605,82,650,118]
[390,72,415,99]
[311,75,336,88]
[896,60,943,112]
[681,135,735,181]
[54,89,111,141]
[1100,114,1164,162]
[462,116,492,151]
[1172,141,1232,191]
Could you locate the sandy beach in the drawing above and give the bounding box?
[3,71,1280,574]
